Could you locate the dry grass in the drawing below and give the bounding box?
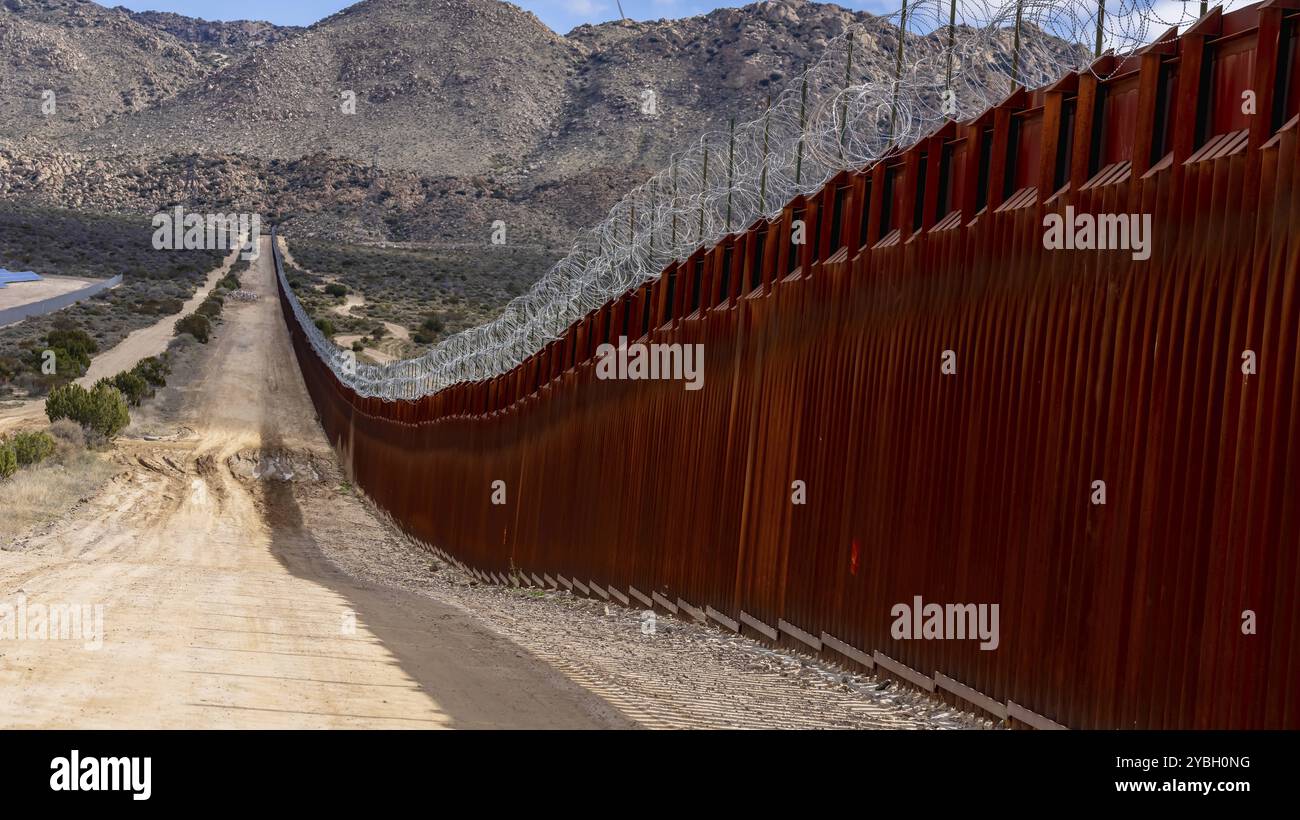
[0,448,116,547]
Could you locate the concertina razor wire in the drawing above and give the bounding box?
[277,0,1245,401]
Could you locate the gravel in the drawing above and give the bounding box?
[307,483,994,730]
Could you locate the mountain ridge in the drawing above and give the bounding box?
[1,0,1084,251]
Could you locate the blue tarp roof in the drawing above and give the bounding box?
[0,270,42,288]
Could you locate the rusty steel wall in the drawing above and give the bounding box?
[277,4,1300,729]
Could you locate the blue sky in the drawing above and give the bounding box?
[106,1,897,34]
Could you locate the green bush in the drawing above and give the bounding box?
[45,327,97,362]
[421,315,444,334]
[132,356,170,388]
[314,317,335,337]
[24,325,99,380]
[9,430,55,466]
[196,298,223,319]
[219,274,241,291]
[45,382,130,441]
[85,383,129,441]
[45,382,88,425]
[174,313,211,343]
[0,444,17,480]
[324,283,348,297]
[101,370,150,406]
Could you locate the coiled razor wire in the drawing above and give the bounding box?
[281,0,1246,401]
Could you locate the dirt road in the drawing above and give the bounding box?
[0,237,630,729]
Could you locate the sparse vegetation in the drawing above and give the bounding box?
[0,443,16,480]
[420,314,445,334]
[49,419,85,449]
[102,371,148,406]
[0,204,225,397]
[133,355,171,389]
[87,354,172,411]
[174,312,212,343]
[6,323,101,394]
[196,297,223,319]
[286,239,552,351]
[9,430,56,467]
[44,382,131,443]
[0,440,115,546]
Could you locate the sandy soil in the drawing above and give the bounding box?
[0,275,101,313]
[330,293,366,318]
[0,237,629,729]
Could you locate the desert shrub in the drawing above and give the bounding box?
[413,330,435,344]
[165,334,197,356]
[132,356,170,388]
[174,313,211,343]
[49,419,85,449]
[370,324,388,339]
[351,340,364,352]
[0,444,16,480]
[102,370,150,406]
[45,382,129,441]
[84,383,129,442]
[421,315,444,334]
[9,430,56,466]
[324,283,348,297]
[44,326,98,362]
[196,298,223,319]
[314,317,335,337]
[45,382,88,425]
[219,274,241,291]
[29,325,99,379]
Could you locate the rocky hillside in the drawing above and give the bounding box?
[0,0,205,136]
[1,0,1085,249]
[76,0,577,177]
[120,9,303,70]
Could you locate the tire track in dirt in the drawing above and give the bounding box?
[0,237,631,729]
